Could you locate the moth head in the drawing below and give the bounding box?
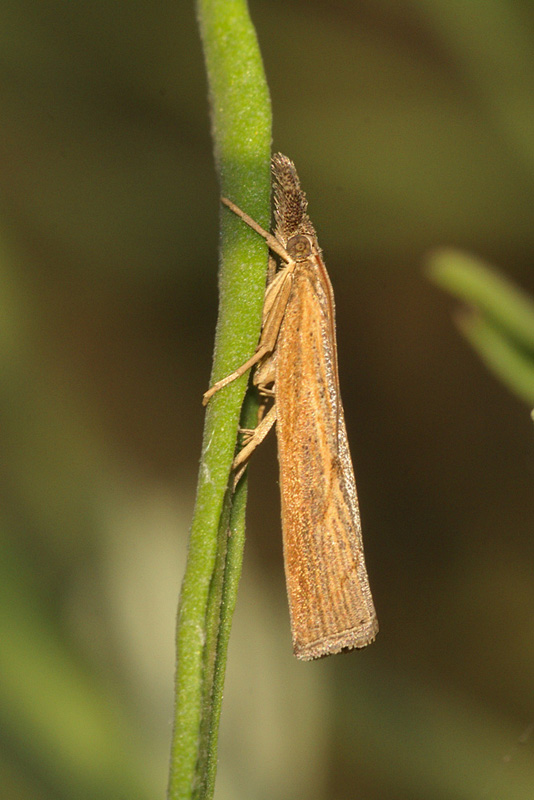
[287,234,313,261]
[272,153,316,243]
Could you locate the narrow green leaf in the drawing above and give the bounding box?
[428,248,534,351]
[456,310,534,405]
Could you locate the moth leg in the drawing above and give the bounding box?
[238,424,258,444]
[203,272,292,406]
[256,397,272,424]
[266,254,277,286]
[202,343,271,405]
[203,200,293,406]
[221,198,291,264]
[236,384,274,455]
[233,405,277,487]
[253,369,275,425]
[243,381,274,429]
[257,385,274,397]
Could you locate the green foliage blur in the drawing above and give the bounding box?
[2,1,534,799]
[428,249,534,405]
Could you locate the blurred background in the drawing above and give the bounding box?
[2,1,534,798]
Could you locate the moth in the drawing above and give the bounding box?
[203,154,378,660]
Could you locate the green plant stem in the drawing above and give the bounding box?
[167,1,271,799]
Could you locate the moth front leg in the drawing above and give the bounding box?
[202,343,272,405]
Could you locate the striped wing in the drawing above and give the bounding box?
[275,256,378,660]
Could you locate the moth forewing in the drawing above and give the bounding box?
[275,247,378,660]
[203,153,378,659]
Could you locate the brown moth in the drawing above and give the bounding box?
[203,154,378,660]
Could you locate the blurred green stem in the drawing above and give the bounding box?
[167,2,271,799]
[456,310,534,404]
[429,249,534,351]
[428,248,534,405]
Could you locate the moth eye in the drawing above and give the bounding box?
[287,234,312,261]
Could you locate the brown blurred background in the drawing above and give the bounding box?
[2,1,534,798]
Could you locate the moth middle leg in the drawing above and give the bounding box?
[233,404,277,487]
[231,349,277,486]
